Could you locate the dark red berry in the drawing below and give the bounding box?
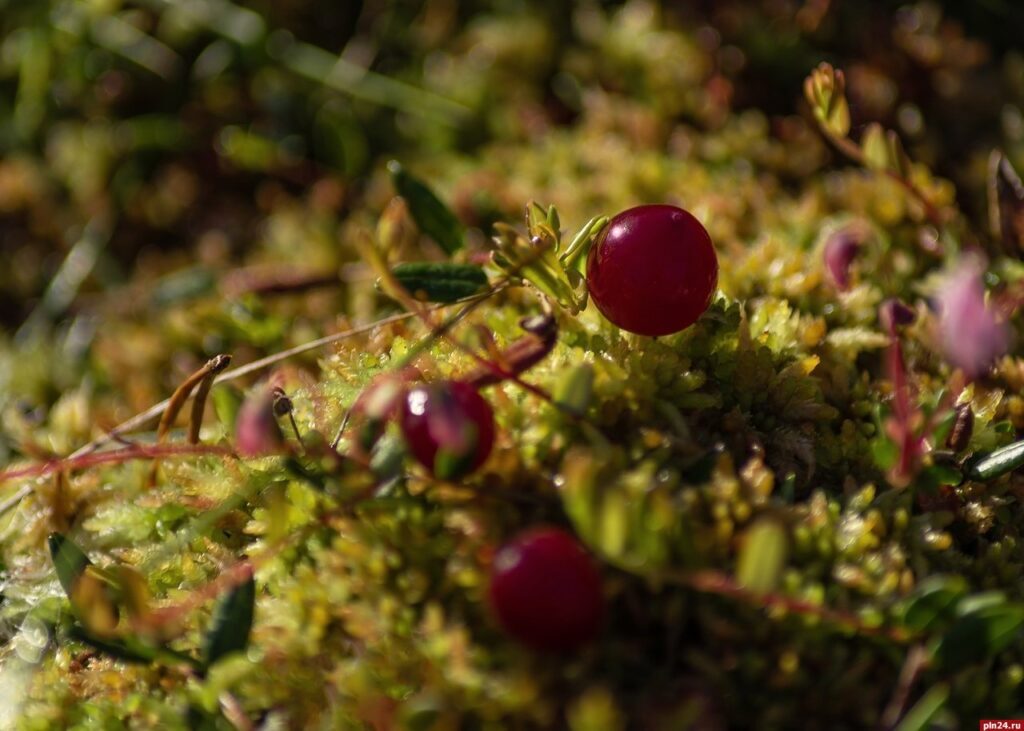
[399,380,495,479]
[488,527,604,653]
[586,204,718,336]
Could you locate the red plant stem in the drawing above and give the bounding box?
[887,337,919,485]
[663,569,913,643]
[880,645,929,729]
[221,268,338,297]
[819,127,947,237]
[0,444,234,484]
[142,487,367,630]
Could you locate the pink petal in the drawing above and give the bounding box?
[880,299,916,336]
[236,385,285,457]
[937,260,1008,379]
[824,229,862,290]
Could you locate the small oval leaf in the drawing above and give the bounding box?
[70,627,201,669]
[388,161,463,254]
[736,518,788,593]
[965,439,1024,481]
[933,602,1024,669]
[48,533,92,598]
[387,262,488,303]
[902,575,968,632]
[862,124,889,171]
[202,576,256,668]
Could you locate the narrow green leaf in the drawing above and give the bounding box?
[560,215,609,268]
[69,626,158,665]
[933,602,1024,669]
[48,533,92,598]
[956,591,1008,616]
[894,684,949,731]
[388,161,463,254]
[387,262,487,303]
[70,627,202,669]
[965,439,1024,481]
[202,576,256,668]
[887,129,911,178]
[736,518,788,593]
[902,575,968,632]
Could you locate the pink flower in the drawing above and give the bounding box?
[823,228,863,290]
[879,299,915,336]
[937,259,1008,379]
[235,385,285,457]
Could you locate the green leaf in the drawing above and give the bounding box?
[933,601,1024,669]
[560,215,609,269]
[894,683,949,731]
[956,591,1008,616]
[825,95,850,137]
[70,627,202,669]
[369,431,407,481]
[870,435,899,470]
[48,533,92,598]
[965,439,1024,481]
[902,575,968,632]
[736,518,788,593]
[930,409,957,449]
[388,161,463,254]
[202,576,256,668]
[862,124,890,171]
[69,626,158,665]
[387,262,487,303]
[916,463,963,492]
[554,363,594,416]
[212,384,244,432]
[887,129,911,178]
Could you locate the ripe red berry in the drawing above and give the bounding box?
[399,380,495,479]
[586,204,718,336]
[488,527,604,653]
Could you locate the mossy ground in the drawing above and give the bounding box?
[1,2,1024,729]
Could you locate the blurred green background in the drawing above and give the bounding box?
[2,0,1024,330]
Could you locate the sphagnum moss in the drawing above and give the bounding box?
[2,2,1024,729]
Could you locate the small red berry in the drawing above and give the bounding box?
[488,527,604,653]
[586,204,718,336]
[399,380,495,479]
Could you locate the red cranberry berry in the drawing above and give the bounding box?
[488,527,604,653]
[586,204,718,336]
[399,380,495,479]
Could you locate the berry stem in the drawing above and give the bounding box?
[813,109,950,238]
